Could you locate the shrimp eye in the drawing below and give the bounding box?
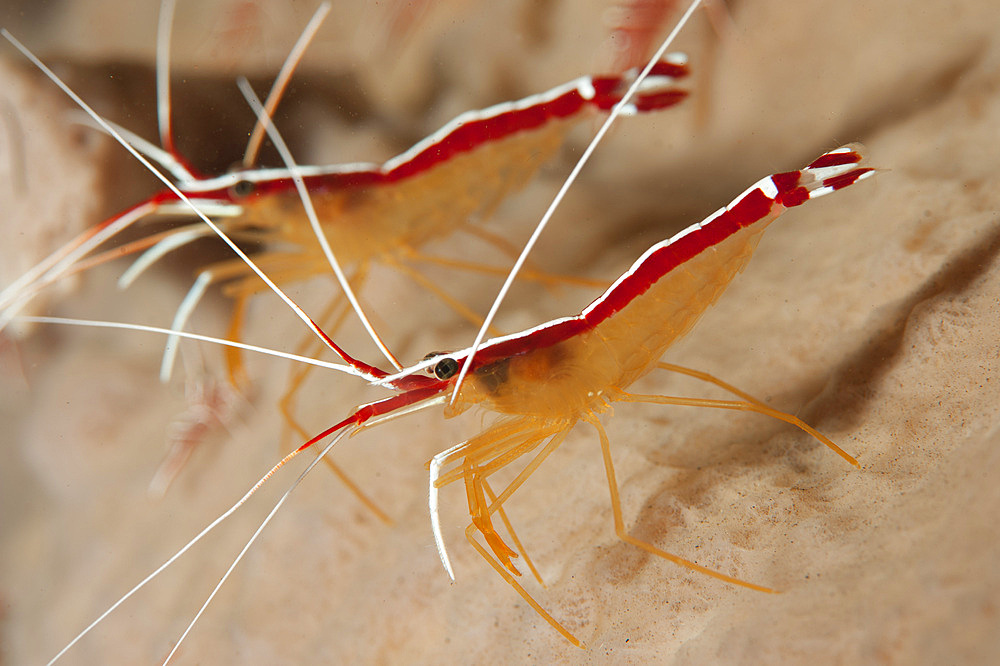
[231,179,255,197]
[421,351,455,377]
[433,357,460,380]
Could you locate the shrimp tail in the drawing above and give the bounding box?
[591,56,690,113]
[772,144,875,208]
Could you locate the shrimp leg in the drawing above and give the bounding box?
[451,410,776,651]
[657,361,780,404]
[583,412,779,593]
[614,390,859,467]
[463,520,585,648]
[482,478,545,587]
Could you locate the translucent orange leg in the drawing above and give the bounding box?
[431,416,561,485]
[268,274,391,524]
[582,411,778,593]
[482,478,545,587]
[220,267,392,523]
[224,291,252,389]
[211,249,377,386]
[464,521,585,648]
[455,424,571,585]
[465,464,520,573]
[315,458,392,525]
[656,361,778,404]
[617,380,860,468]
[479,429,571,518]
[383,256,504,336]
[455,222,607,292]
[458,222,529,261]
[431,418,564,583]
[441,425,585,645]
[437,425,566,578]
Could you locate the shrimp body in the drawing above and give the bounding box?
[299,145,875,645]
[167,59,691,298]
[448,147,873,419]
[0,59,689,329]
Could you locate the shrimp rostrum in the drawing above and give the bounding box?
[274,145,875,646]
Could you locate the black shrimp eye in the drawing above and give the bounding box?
[231,179,255,197]
[433,357,460,380]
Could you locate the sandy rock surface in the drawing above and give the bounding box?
[2,0,999,664]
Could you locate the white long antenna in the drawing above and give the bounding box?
[44,426,347,666]
[156,0,177,154]
[161,428,350,664]
[19,315,370,378]
[236,77,403,370]
[450,0,704,402]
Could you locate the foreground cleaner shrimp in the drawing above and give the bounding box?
[31,144,873,661]
[321,146,873,644]
[7,0,1000,662]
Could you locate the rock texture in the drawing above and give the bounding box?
[2,1,999,663]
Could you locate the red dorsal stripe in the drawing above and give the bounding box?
[192,59,689,200]
[461,147,872,371]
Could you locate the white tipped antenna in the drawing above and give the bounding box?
[236,77,403,370]
[156,0,178,154]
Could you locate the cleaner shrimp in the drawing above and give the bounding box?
[0,1,690,374]
[7,0,1000,663]
[0,0,689,503]
[173,142,872,651]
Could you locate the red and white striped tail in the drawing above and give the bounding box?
[772,144,875,208]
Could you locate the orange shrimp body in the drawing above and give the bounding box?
[449,178,816,420]
[0,55,689,339]
[224,119,588,277]
[0,55,690,399]
[188,61,691,311]
[203,134,576,306]
[372,145,875,645]
[240,146,873,647]
[454,221,765,419]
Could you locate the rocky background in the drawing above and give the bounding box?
[2,0,999,663]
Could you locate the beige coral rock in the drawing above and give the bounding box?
[2,0,999,663]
